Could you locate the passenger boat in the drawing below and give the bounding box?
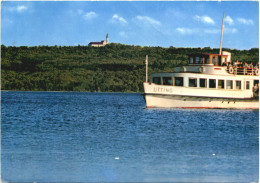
[143,15,259,109]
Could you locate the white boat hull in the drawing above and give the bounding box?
[143,83,259,109]
[144,94,259,109]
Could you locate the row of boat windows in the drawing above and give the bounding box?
[153,77,255,90]
[189,56,226,65]
[190,57,209,64]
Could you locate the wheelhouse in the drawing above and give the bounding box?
[188,52,231,66]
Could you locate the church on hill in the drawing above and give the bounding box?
[88,34,109,47]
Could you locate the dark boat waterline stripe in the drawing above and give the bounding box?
[143,93,259,101]
[146,106,259,110]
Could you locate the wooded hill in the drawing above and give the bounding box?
[1,44,259,92]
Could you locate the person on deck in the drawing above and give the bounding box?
[233,60,240,67]
[222,61,228,66]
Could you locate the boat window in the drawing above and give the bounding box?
[253,80,259,93]
[189,78,197,87]
[212,57,216,64]
[218,56,222,66]
[206,57,209,64]
[190,57,194,64]
[195,57,200,64]
[254,80,259,85]
[209,79,216,88]
[200,57,203,64]
[199,78,207,88]
[226,80,233,89]
[236,80,241,90]
[163,77,172,85]
[246,81,250,90]
[218,80,225,89]
[153,77,161,85]
[175,77,183,86]
[222,58,227,65]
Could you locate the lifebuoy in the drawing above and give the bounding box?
[229,67,234,74]
[255,68,259,76]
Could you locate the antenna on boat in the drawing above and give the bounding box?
[145,55,148,82]
[219,13,225,55]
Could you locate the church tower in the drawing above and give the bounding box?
[106,33,109,44]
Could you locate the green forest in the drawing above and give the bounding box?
[1,44,259,92]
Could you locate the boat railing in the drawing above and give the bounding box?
[227,65,259,76]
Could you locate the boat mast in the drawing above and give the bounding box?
[145,55,148,82]
[219,13,225,55]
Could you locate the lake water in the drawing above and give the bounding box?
[1,91,259,182]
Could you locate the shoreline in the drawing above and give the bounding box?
[1,90,142,94]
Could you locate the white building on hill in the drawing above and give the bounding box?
[88,34,109,47]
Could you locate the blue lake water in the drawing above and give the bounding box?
[1,91,259,182]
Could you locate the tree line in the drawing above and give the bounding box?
[1,44,259,92]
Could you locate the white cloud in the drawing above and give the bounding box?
[225,16,234,25]
[17,5,27,12]
[225,28,237,34]
[8,5,28,13]
[111,14,127,24]
[176,27,194,35]
[135,15,161,27]
[177,27,237,35]
[237,18,254,25]
[84,11,98,20]
[204,28,237,34]
[204,29,220,34]
[194,15,215,25]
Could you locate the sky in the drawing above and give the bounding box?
[1,1,259,50]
